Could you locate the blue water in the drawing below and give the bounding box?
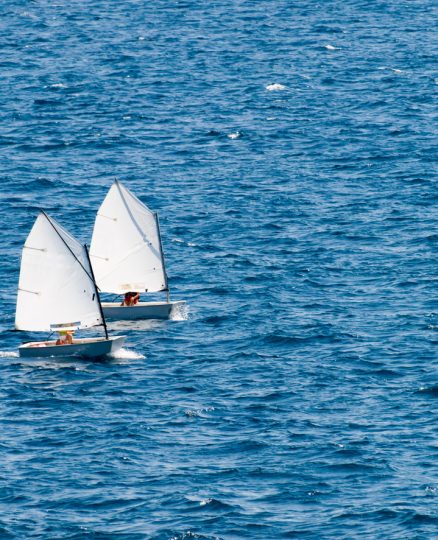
[0,1,437,538]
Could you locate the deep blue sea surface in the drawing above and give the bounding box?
[0,1,437,538]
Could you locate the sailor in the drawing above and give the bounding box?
[56,330,74,345]
[121,292,140,306]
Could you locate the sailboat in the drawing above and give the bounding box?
[15,211,126,358]
[89,180,185,320]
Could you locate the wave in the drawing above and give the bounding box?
[184,406,215,418]
[197,497,234,510]
[416,385,438,397]
[166,531,221,540]
[0,351,19,358]
[266,83,286,91]
[378,66,404,74]
[201,315,228,325]
[108,347,145,360]
[170,302,189,321]
[43,83,67,89]
[262,332,338,345]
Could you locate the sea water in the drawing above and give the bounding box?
[0,1,437,538]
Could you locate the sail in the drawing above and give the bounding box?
[15,212,103,332]
[89,180,167,294]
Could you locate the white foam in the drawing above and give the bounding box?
[0,351,19,358]
[378,66,404,74]
[20,11,38,20]
[109,347,145,360]
[228,131,241,139]
[170,302,189,321]
[266,83,286,91]
[184,406,214,417]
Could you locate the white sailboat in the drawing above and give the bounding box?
[15,211,125,358]
[89,180,185,320]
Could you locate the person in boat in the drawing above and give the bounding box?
[121,291,140,306]
[56,330,74,345]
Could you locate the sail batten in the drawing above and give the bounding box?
[90,181,167,294]
[18,288,40,295]
[24,246,46,252]
[15,213,103,332]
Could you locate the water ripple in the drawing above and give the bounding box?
[0,0,437,538]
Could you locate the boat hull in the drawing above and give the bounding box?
[19,336,126,358]
[102,301,185,320]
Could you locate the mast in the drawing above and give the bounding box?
[154,212,170,302]
[84,244,108,339]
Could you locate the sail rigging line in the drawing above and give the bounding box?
[114,179,163,265]
[84,244,108,340]
[40,209,100,291]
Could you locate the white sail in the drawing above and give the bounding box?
[90,180,167,294]
[15,212,103,332]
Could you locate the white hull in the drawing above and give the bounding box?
[102,301,185,320]
[19,336,126,358]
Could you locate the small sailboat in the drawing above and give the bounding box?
[89,180,185,320]
[15,211,125,358]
